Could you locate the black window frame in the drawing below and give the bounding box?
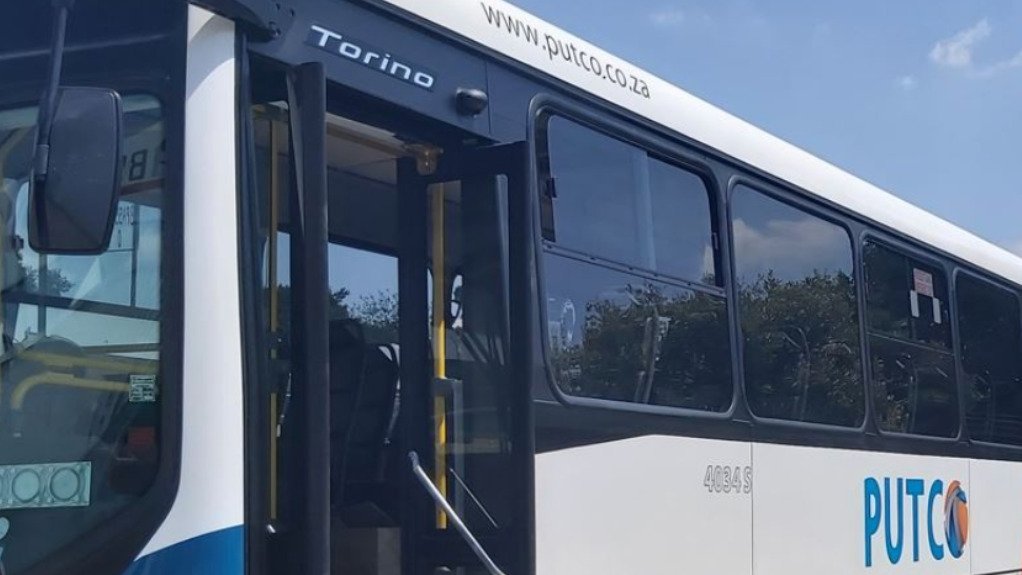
[726,179,868,431]
[860,232,962,442]
[531,98,736,419]
[486,66,1022,463]
[953,266,1022,448]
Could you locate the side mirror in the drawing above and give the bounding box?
[29,87,123,254]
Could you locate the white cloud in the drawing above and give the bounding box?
[649,8,686,27]
[930,19,991,68]
[976,48,1022,77]
[897,75,917,90]
[928,19,1022,78]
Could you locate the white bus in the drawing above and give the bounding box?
[1,0,1019,574]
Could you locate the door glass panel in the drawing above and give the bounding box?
[253,104,517,573]
[428,174,513,532]
[328,244,398,344]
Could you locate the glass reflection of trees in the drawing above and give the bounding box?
[740,269,862,426]
[547,254,731,412]
[733,186,864,427]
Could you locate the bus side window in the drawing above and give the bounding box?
[864,241,958,437]
[732,185,863,427]
[957,274,1022,445]
[539,114,731,413]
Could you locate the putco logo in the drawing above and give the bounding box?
[864,477,968,567]
[307,24,436,91]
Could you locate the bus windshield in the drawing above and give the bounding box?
[0,96,166,573]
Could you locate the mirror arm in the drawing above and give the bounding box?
[34,0,76,183]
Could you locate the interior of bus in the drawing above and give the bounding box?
[251,81,521,574]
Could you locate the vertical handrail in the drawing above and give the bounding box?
[431,183,449,528]
[408,452,507,575]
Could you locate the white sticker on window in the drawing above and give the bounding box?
[129,374,158,403]
[910,290,921,318]
[933,298,942,324]
[913,268,934,297]
[0,462,91,509]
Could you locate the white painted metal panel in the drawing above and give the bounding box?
[138,6,243,557]
[969,457,1022,574]
[754,442,970,575]
[535,436,752,575]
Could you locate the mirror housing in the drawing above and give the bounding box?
[29,86,123,254]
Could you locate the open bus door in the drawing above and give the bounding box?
[397,142,535,575]
[247,56,535,574]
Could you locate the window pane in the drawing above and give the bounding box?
[863,241,957,437]
[648,157,715,283]
[544,116,715,284]
[864,241,951,348]
[0,95,165,572]
[732,186,863,426]
[958,275,1022,444]
[328,244,398,344]
[545,117,646,266]
[871,335,959,437]
[545,253,732,412]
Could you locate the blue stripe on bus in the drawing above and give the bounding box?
[122,525,244,575]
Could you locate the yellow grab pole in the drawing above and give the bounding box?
[431,183,448,529]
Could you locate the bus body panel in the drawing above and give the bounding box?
[754,442,972,575]
[250,0,493,138]
[131,6,245,572]
[968,458,1022,574]
[535,436,753,575]
[536,437,1022,575]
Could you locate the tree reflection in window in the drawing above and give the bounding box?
[546,254,731,412]
[539,114,730,412]
[732,186,864,427]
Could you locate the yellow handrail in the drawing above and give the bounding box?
[432,183,448,529]
[16,350,157,374]
[11,372,131,410]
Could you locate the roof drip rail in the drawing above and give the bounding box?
[192,0,287,40]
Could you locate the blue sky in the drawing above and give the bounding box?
[506,0,1022,255]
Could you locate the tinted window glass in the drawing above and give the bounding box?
[732,186,863,426]
[541,116,730,412]
[0,96,166,573]
[545,253,732,411]
[648,157,715,282]
[958,275,1022,444]
[864,240,958,436]
[544,116,715,284]
[864,241,951,348]
[870,336,958,436]
[329,243,398,344]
